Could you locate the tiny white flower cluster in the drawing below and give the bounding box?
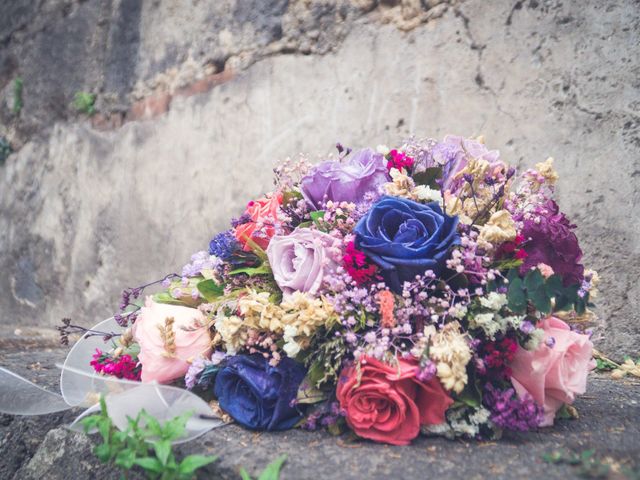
[423,406,493,439]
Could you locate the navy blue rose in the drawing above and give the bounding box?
[214,354,306,431]
[354,196,460,292]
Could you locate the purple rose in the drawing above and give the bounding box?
[520,200,584,286]
[429,135,502,192]
[267,228,339,296]
[300,149,389,210]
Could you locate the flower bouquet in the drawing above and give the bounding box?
[9,135,597,446]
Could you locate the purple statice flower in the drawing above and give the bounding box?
[519,199,584,286]
[185,356,213,390]
[520,320,535,334]
[416,361,437,382]
[181,251,222,277]
[209,230,239,260]
[231,213,251,228]
[484,384,543,432]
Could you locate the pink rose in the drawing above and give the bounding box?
[509,316,594,426]
[337,357,453,445]
[234,192,283,251]
[133,298,212,384]
[266,228,338,296]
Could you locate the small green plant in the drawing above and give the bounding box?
[0,137,12,164]
[543,449,611,479]
[240,455,287,480]
[81,396,217,479]
[74,91,97,115]
[12,77,23,115]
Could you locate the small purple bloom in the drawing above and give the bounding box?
[484,384,543,432]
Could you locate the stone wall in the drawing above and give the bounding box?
[0,0,638,354]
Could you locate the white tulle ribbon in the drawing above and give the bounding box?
[0,316,224,443]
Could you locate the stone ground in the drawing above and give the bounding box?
[1,0,639,357]
[1,342,639,479]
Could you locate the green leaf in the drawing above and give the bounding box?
[94,443,112,463]
[134,457,164,473]
[412,167,443,189]
[153,439,172,466]
[197,279,225,302]
[115,448,136,469]
[310,210,325,224]
[494,258,524,271]
[258,455,287,480]
[282,190,303,207]
[529,286,551,314]
[524,268,544,292]
[141,411,163,437]
[239,468,253,480]
[507,277,526,313]
[161,410,193,440]
[80,415,100,432]
[152,292,192,306]
[178,454,217,475]
[229,264,271,277]
[544,274,563,297]
[97,417,112,442]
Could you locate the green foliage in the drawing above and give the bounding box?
[12,77,23,115]
[196,279,225,301]
[412,167,443,189]
[281,190,303,207]
[542,449,611,479]
[506,269,589,315]
[304,335,348,388]
[239,455,287,480]
[229,263,272,277]
[0,137,12,165]
[81,396,217,479]
[74,91,97,115]
[595,357,618,372]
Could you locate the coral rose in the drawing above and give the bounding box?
[133,297,212,383]
[509,316,594,426]
[337,357,453,445]
[234,192,283,251]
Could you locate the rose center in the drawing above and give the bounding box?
[394,219,428,244]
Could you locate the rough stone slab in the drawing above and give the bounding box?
[1,347,639,479]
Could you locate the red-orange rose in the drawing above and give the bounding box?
[337,356,453,445]
[234,192,283,251]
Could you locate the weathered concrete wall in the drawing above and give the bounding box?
[0,0,638,355]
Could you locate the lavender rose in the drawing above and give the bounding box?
[300,149,389,210]
[266,227,339,296]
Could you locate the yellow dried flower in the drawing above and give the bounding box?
[535,157,559,184]
[478,210,517,244]
[384,168,414,198]
[426,321,472,394]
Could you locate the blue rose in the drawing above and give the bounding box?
[354,196,460,292]
[214,354,306,431]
